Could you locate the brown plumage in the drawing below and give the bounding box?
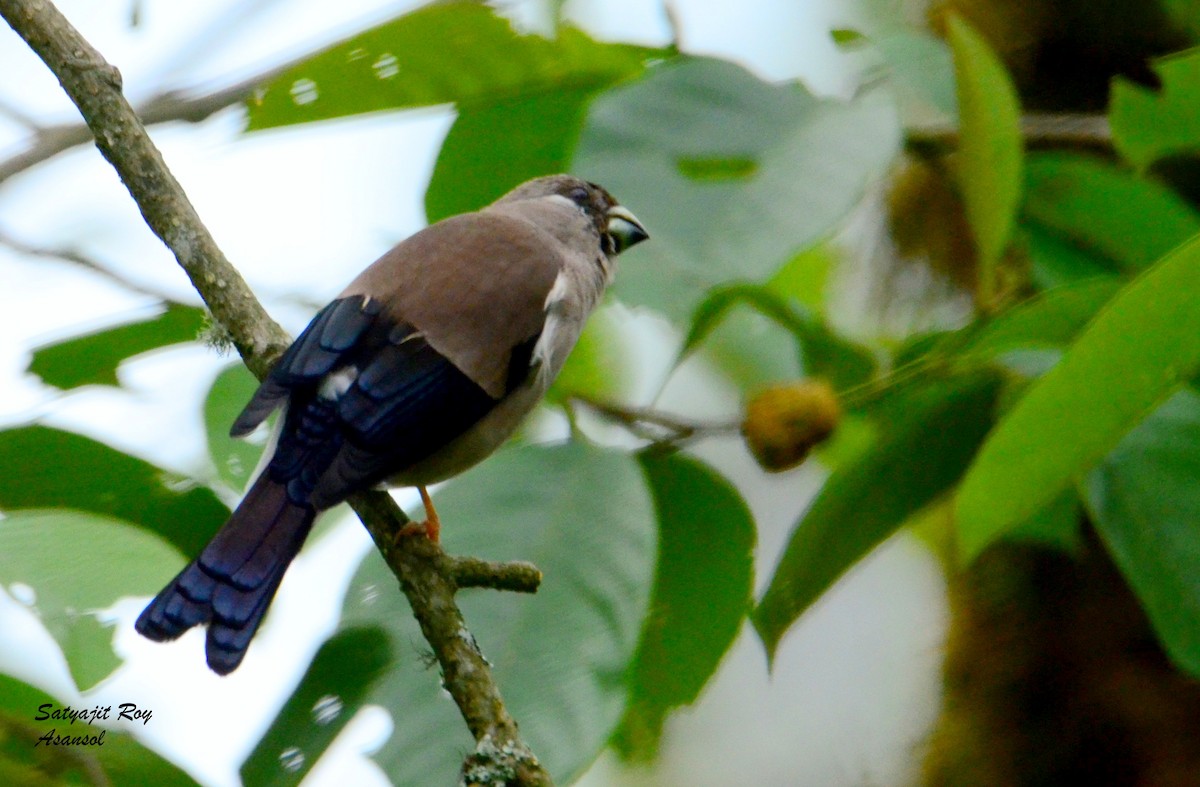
[136,175,647,674]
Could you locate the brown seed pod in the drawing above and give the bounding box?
[741,380,841,472]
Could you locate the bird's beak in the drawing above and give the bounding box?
[605,205,649,254]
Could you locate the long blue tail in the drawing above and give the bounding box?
[135,474,316,675]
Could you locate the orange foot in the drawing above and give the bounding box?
[396,485,441,543]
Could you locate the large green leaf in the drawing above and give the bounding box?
[1023,153,1200,272]
[0,511,183,690]
[1161,2,1200,39]
[301,441,656,785]
[686,306,805,391]
[0,674,196,786]
[1022,222,1121,290]
[204,363,265,492]
[946,12,1023,305]
[574,56,900,322]
[1083,389,1200,677]
[242,627,392,787]
[753,372,1001,660]
[682,284,876,392]
[835,0,956,121]
[246,3,657,131]
[956,234,1200,560]
[1110,48,1200,171]
[872,31,957,121]
[0,426,229,556]
[954,278,1122,360]
[425,87,595,223]
[614,452,754,760]
[27,304,205,390]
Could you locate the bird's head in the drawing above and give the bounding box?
[494,174,649,258]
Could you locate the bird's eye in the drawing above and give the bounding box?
[567,186,590,206]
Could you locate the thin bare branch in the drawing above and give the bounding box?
[0,227,170,300]
[0,40,293,186]
[573,394,741,445]
[908,112,1112,158]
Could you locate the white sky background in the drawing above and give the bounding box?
[0,1,947,785]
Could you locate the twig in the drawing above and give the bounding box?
[573,394,741,445]
[0,36,294,186]
[907,111,1112,158]
[0,227,172,300]
[0,2,553,785]
[449,555,543,594]
[0,94,41,130]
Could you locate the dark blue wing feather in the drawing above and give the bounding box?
[237,295,513,510]
[268,329,499,509]
[231,296,381,437]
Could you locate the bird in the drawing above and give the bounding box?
[135,175,647,675]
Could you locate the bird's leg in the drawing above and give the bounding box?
[418,485,441,542]
[396,485,441,542]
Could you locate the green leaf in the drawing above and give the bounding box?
[614,452,754,760]
[830,28,868,46]
[1161,2,1200,39]
[873,31,957,120]
[246,4,658,130]
[956,278,1123,360]
[1022,222,1120,290]
[1083,389,1200,677]
[425,88,595,223]
[0,674,196,786]
[205,363,266,492]
[767,243,836,314]
[752,372,1001,660]
[0,510,183,690]
[328,441,656,785]
[1005,489,1082,554]
[946,12,1023,306]
[682,284,876,392]
[574,56,900,322]
[0,426,229,556]
[956,233,1200,561]
[27,304,205,390]
[242,627,392,787]
[1110,48,1200,171]
[1023,153,1200,272]
[687,306,804,390]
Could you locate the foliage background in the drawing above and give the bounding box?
[2,0,1199,785]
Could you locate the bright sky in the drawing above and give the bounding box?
[0,2,945,786]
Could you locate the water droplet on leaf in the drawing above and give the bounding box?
[312,695,342,725]
[279,747,304,772]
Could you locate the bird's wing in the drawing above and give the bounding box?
[341,212,567,397]
[230,295,382,437]
[229,301,544,513]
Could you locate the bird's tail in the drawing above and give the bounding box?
[135,474,316,675]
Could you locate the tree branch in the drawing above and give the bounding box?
[0,41,294,186]
[907,112,1112,158]
[0,2,552,784]
[572,394,741,445]
[0,227,172,300]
